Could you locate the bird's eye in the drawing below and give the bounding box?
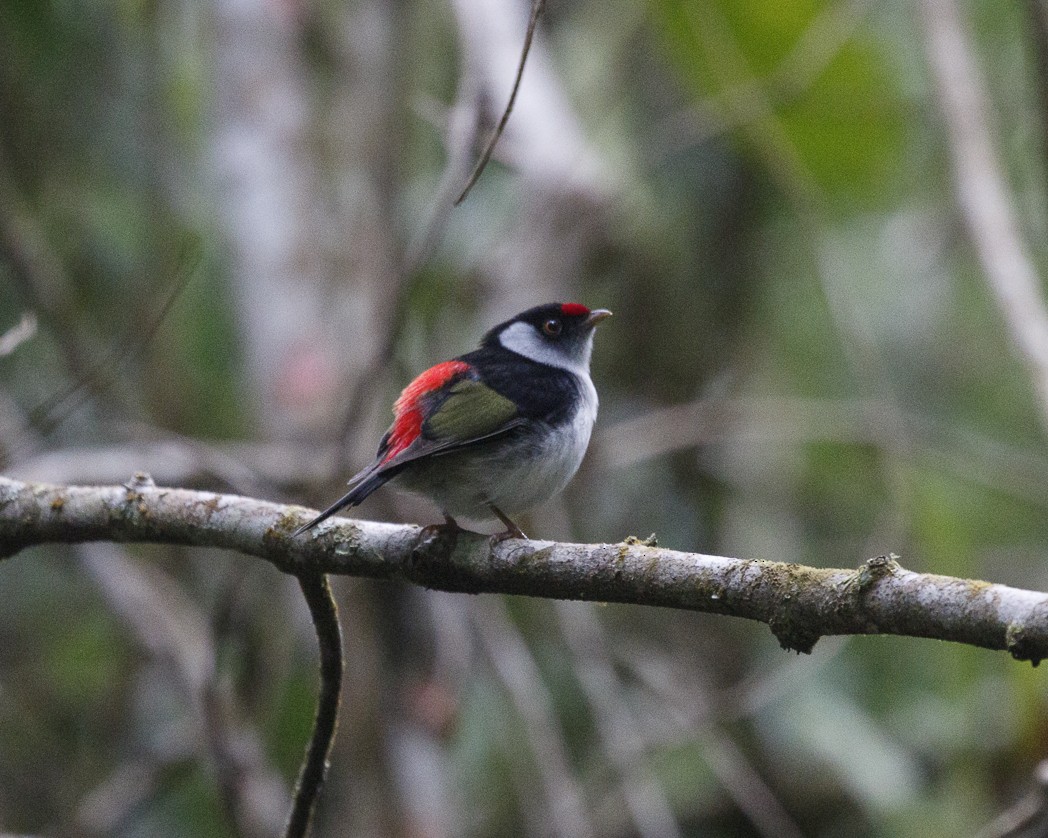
[542,318,563,337]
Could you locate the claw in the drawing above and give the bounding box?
[488,504,527,541]
[419,513,466,542]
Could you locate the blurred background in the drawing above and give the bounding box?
[2,0,1048,835]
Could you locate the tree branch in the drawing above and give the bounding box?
[2,476,1048,663]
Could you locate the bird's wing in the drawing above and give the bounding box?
[370,363,525,474]
[294,362,523,536]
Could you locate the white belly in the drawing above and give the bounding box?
[396,376,598,520]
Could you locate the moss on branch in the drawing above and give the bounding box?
[2,475,1048,663]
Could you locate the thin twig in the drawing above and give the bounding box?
[453,0,546,205]
[285,573,343,838]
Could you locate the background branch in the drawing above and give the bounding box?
[3,476,1047,664]
[921,0,1048,432]
[78,541,288,837]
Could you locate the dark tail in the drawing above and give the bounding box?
[291,473,392,537]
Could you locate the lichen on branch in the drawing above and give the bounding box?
[2,475,1047,663]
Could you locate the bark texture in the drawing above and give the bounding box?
[2,475,1047,662]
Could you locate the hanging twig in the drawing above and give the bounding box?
[285,572,344,838]
[453,0,546,205]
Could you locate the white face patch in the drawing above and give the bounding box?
[498,321,594,376]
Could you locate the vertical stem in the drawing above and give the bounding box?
[285,573,344,838]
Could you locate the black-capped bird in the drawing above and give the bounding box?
[293,303,611,540]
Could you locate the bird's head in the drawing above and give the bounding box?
[483,303,612,374]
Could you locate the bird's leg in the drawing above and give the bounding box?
[488,504,527,542]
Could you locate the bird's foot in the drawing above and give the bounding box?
[419,513,466,543]
[413,514,467,565]
[488,505,527,543]
[490,529,526,545]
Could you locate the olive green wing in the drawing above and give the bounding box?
[424,379,521,441]
[380,378,526,471]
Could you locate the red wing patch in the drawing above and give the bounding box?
[560,302,590,317]
[382,360,472,462]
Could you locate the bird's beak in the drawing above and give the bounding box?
[585,309,613,328]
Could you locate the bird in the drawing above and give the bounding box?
[293,302,612,540]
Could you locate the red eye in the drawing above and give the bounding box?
[542,318,563,337]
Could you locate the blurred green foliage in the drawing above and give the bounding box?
[655,0,905,205]
[3,0,1048,835]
